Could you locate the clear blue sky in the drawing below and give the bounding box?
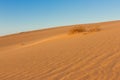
[0,0,120,36]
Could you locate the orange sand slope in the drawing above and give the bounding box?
[0,20,120,80]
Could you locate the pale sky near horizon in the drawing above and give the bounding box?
[0,0,120,36]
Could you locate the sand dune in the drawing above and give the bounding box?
[0,20,120,80]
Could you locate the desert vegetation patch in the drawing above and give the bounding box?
[69,24,101,34]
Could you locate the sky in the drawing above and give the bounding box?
[0,0,120,36]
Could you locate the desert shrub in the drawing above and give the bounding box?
[88,26,101,32]
[69,24,101,34]
[69,26,87,34]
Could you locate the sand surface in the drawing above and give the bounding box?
[0,21,120,80]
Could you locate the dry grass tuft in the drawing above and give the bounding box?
[69,24,101,34]
[69,26,86,34]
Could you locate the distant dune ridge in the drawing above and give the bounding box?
[1,20,120,80]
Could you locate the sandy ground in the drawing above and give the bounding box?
[0,20,120,80]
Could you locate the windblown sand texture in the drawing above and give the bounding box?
[0,21,120,80]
